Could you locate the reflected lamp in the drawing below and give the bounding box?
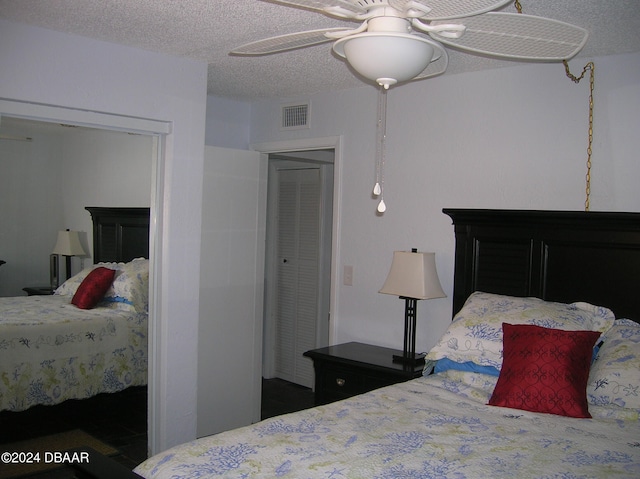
[51,229,86,287]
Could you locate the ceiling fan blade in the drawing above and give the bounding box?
[230,28,351,55]
[412,42,448,80]
[389,0,512,21]
[264,0,366,18]
[430,13,588,61]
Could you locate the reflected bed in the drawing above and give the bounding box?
[0,207,150,411]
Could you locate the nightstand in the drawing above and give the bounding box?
[303,342,425,405]
[23,286,54,296]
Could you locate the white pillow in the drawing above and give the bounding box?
[588,318,640,410]
[425,291,614,369]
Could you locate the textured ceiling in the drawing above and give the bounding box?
[1,0,639,101]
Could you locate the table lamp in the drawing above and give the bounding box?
[379,248,445,365]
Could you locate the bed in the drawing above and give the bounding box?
[0,207,150,412]
[135,209,640,479]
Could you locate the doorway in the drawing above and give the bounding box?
[263,150,334,388]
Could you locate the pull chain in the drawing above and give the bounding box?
[513,0,522,13]
[373,86,388,213]
[563,60,595,212]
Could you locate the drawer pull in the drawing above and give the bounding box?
[335,378,346,387]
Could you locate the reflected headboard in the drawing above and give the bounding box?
[443,209,640,323]
[85,207,150,264]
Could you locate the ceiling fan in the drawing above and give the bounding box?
[231,0,589,89]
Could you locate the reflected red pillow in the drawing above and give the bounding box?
[488,323,600,418]
[71,267,116,309]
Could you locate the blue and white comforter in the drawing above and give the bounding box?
[0,294,147,411]
[136,371,640,479]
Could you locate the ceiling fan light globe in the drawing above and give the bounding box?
[334,33,438,86]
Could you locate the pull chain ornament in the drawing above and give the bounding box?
[374,86,388,213]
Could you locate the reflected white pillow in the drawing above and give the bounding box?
[100,258,149,313]
[55,258,149,313]
[54,262,118,296]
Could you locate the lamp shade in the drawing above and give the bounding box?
[379,250,446,300]
[52,230,86,256]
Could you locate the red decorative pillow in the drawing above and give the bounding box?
[488,323,600,418]
[71,267,116,309]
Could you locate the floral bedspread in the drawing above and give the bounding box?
[136,371,640,479]
[0,294,147,411]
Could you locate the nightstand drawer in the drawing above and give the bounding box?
[304,342,424,405]
[319,367,365,397]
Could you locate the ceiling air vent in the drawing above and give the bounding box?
[281,102,310,130]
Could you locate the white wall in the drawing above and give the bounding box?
[197,146,266,437]
[0,125,62,295]
[0,19,208,453]
[246,52,640,356]
[0,123,152,296]
[205,96,251,149]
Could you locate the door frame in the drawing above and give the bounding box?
[252,137,343,374]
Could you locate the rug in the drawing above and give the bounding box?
[0,429,118,479]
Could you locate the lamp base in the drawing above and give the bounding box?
[392,352,426,366]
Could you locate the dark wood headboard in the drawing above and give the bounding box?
[85,207,150,263]
[443,209,640,322]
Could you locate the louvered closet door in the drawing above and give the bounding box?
[275,168,320,388]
